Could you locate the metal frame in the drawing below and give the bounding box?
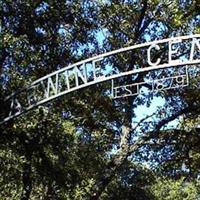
[111,66,189,99]
[1,34,200,124]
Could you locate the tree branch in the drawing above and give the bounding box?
[134,0,148,39]
[129,105,197,154]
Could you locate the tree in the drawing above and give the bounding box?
[1,0,200,199]
[86,1,200,198]
[150,176,200,200]
[1,1,102,199]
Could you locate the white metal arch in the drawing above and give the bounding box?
[1,34,200,124]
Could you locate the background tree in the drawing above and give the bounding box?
[1,0,200,200]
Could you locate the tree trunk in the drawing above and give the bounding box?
[21,152,32,200]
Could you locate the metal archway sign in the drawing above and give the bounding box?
[1,34,200,124]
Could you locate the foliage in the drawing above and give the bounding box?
[1,0,200,200]
[150,177,200,200]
